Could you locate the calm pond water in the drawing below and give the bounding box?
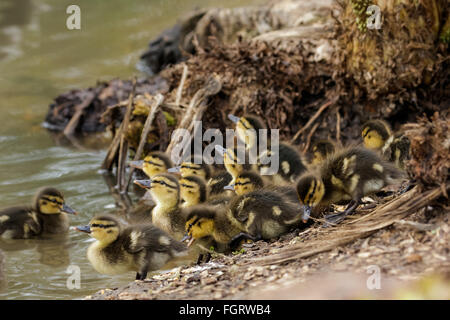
[0,0,261,300]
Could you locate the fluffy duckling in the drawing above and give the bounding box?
[225,170,299,204]
[226,189,304,249]
[361,120,410,169]
[228,114,308,183]
[310,140,336,165]
[0,187,77,239]
[129,151,173,178]
[179,175,208,208]
[296,146,405,225]
[215,145,254,184]
[75,214,187,280]
[134,174,186,240]
[180,175,230,208]
[168,155,232,197]
[182,205,242,250]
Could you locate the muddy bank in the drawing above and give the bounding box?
[87,200,449,300]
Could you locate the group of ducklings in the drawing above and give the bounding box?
[0,116,410,280]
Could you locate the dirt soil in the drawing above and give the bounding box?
[86,202,449,300]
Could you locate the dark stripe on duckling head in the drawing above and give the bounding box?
[146,151,173,168]
[181,176,207,202]
[151,173,180,190]
[362,120,391,140]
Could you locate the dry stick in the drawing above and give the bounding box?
[124,93,165,192]
[63,92,96,137]
[101,122,124,171]
[303,121,320,153]
[291,99,334,143]
[117,78,137,192]
[176,64,188,107]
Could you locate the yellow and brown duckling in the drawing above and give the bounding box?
[168,155,232,196]
[228,113,308,183]
[179,175,231,208]
[75,214,187,280]
[310,140,336,165]
[0,187,77,239]
[225,170,299,204]
[134,174,186,240]
[179,175,208,208]
[129,151,174,178]
[182,205,242,251]
[296,146,405,225]
[361,120,410,169]
[226,188,304,250]
[215,145,254,185]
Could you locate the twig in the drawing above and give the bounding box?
[124,93,165,192]
[117,78,137,192]
[63,92,96,137]
[291,99,334,143]
[176,64,188,107]
[395,219,439,231]
[303,121,320,153]
[101,121,124,171]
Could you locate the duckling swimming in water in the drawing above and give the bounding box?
[361,120,410,169]
[296,146,405,225]
[310,140,336,165]
[0,187,77,239]
[75,214,187,280]
[228,114,308,183]
[129,151,173,178]
[134,174,186,240]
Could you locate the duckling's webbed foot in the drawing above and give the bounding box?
[135,271,147,280]
[196,252,212,265]
[229,233,261,251]
[324,200,360,227]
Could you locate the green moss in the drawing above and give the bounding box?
[163,111,176,126]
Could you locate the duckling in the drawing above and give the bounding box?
[215,145,254,185]
[129,151,173,179]
[310,140,336,165]
[180,175,230,208]
[182,205,242,250]
[75,214,187,280]
[361,120,410,169]
[179,175,208,208]
[226,189,304,250]
[228,114,308,183]
[296,146,405,225]
[168,155,232,197]
[0,187,77,239]
[225,170,299,204]
[134,174,186,240]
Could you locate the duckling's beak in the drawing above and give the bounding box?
[228,114,240,124]
[167,166,181,173]
[223,184,235,191]
[74,225,91,233]
[181,233,195,247]
[134,179,152,189]
[129,160,144,170]
[302,206,311,223]
[62,204,77,215]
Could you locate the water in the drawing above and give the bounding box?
[0,0,261,300]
